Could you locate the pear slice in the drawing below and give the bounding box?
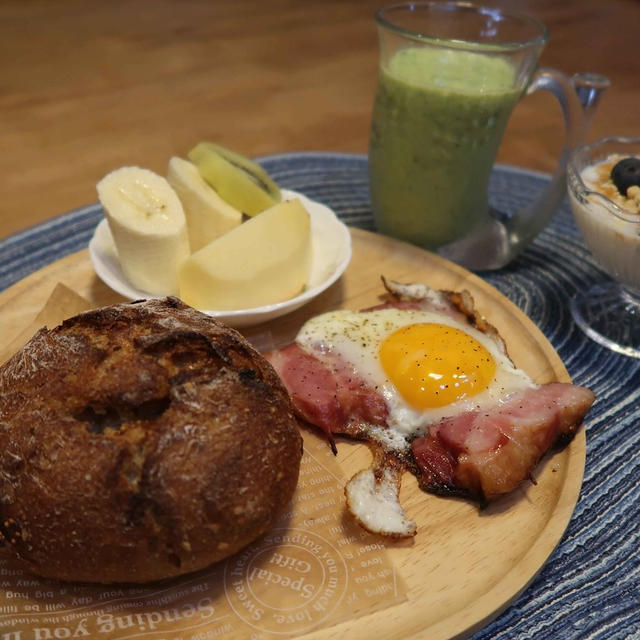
[167,156,242,252]
[178,198,311,310]
[188,142,281,216]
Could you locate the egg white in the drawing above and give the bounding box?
[295,307,536,451]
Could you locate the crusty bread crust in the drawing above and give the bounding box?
[0,297,302,583]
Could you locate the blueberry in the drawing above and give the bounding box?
[611,157,640,195]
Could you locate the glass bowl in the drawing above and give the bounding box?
[567,136,640,358]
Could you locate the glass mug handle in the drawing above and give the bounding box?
[439,70,610,271]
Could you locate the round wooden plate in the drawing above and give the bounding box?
[0,228,585,640]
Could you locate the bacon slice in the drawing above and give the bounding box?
[411,383,594,502]
[265,343,388,451]
[265,278,595,536]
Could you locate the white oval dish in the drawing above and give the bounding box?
[88,189,352,328]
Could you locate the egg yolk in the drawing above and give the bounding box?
[379,323,496,409]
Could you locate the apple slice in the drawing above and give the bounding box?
[179,199,311,310]
[167,156,242,252]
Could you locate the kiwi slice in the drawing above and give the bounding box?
[188,142,281,216]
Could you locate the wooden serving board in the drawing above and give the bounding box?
[0,228,585,640]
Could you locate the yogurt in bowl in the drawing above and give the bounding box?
[568,140,640,291]
[567,136,640,357]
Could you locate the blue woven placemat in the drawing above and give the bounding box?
[1,152,638,639]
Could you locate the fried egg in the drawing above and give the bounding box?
[295,306,536,452]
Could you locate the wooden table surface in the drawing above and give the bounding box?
[2,0,638,242]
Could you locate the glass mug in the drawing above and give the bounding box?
[368,1,609,270]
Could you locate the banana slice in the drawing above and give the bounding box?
[188,142,281,216]
[97,166,190,295]
[167,156,242,252]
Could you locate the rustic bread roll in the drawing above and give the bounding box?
[0,297,302,583]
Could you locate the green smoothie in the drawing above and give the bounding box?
[369,47,522,249]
